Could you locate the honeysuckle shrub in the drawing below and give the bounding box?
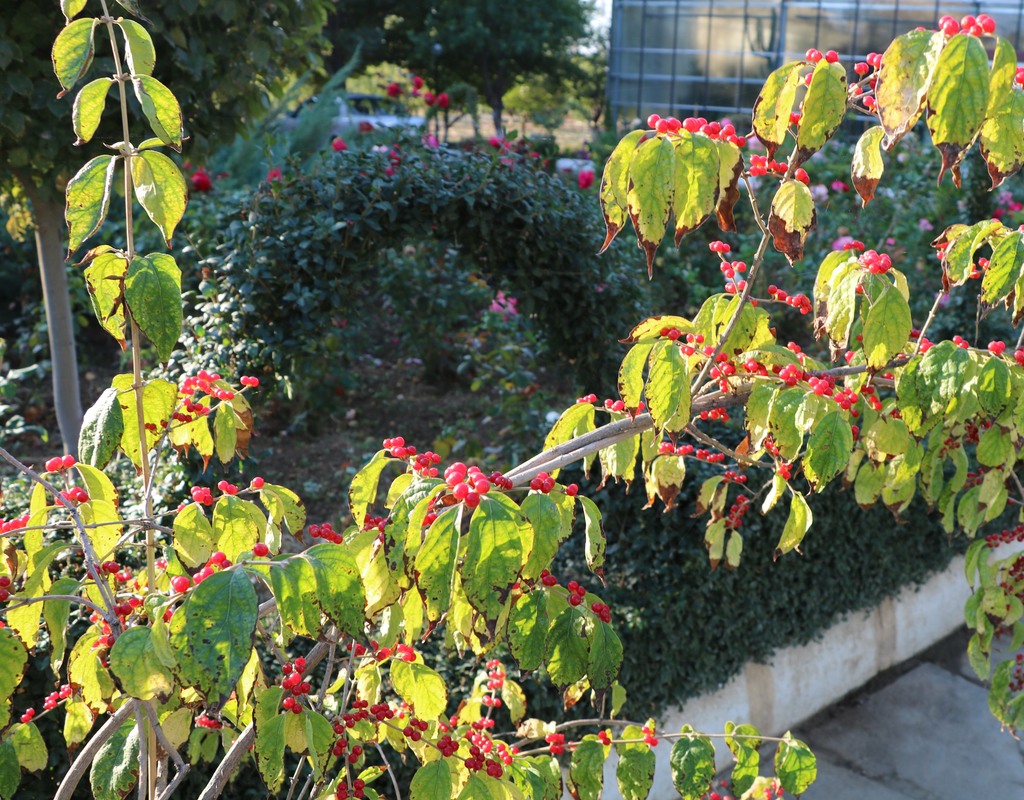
[5,7,1024,800]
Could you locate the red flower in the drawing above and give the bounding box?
[577,170,595,190]
[436,92,449,109]
[190,169,212,192]
[386,82,402,98]
[412,75,424,90]
[332,137,347,152]
[423,92,436,106]
[358,121,374,133]
[266,167,282,182]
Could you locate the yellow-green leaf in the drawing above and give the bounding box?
[598,129,645,253]
[795,60,847,165]
[672,132,719,243]
[118,19,155,76]
[875,29,945,149]
[414,505,461,622]
[212,495,263,562]
[10,722,47,773]
[83,249,128,345]
[851,125,885,207]
[0,629,27,730]
[52,18,97,95]
[777,491,812,557]
[713,138,744,231]
[803,410,853,492]
[618,343,653,416]
[130,151,188,245]
[768,179,816,264]
[79,386,125,469]
[626,135,676,277]
[72,78,113,144]
[68,629,116,714]
[645,341,690,435]
[862,283,911,368]
[109,627,175,701]
[131,75,183,148]
[65,155,118,255]
[61,0,88,22]
[983,230,1024,302]
[410,759,454,800]
[462,493,531,624]
[90,719,139,800]
[391,658,448,720]
[981,40,1024,187]
[775,734,817,795]
[751,61,805,159]
[124,252,182,360]
[926,33,990,184]
[111,374,177,468]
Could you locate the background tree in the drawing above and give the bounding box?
[326,0,592,134]
[0,0,332,454]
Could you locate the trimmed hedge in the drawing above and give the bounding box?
[178,143,657,395]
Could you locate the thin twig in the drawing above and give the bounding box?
[3,594,106,617]
[376,744,403,800]
[685,425,761,467]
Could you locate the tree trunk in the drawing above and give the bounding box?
[491,102,503,137]
[29,191,84,455]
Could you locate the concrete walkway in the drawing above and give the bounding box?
[790,630,1024,799]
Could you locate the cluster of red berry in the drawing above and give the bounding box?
[308,522,343,544]
[765,284,812,315]
[44,454,77,472]
[859,249,893,274]
[939,13,996,36]
[645,114,748,147]
[566,580,587,607]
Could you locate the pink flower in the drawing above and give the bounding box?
[386,82,402,98]
[488,136,504,150]
[488,291,519,319]
[332,137,347,152]
[832,235,854,251]
[831,180,849,192]
[437,93,450,109]
[422,133,439,148]
[918,218,934,231]
[424,92,436,106]
[578,170,595,190]
[412,75,424,90]
[266,167,282,182]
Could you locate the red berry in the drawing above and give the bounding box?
[824,50,839,63]
[253,542,270,557]
[805,48,822,63]
[170,575,191,594]
[794,168,810,185]
[646,113,661,129]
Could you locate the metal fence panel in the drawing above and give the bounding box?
[608,0,1024,125]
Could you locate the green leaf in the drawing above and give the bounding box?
[111,374,177,468]
[267,555,321,638]
[68,630,115,714]
[725,530,743,568]
[349,450,392,531]
[0,629,27,731]
[65,154,118,254]
[982,230,1024,303]
[173,501,215,568]
[390,659,448,720]
[304,543,366,638]
[977,357,1011,416]
[669,729,716,799]
[768,179,816,264]
[10,722,46,773]
[83,249,128,345]
[212,495,262,562]
[90,720,139,800]
[124,253,182,360]
[942,220,1003,288]
[977,425,1013,468]
[508,590,549,672]
[777,491,813,557]
[109,626,175,701]
[875,29,945,149]
[118,19,155,76]
[623,315,694,344]
[568,738,607,800]
[824,262,862,347]
[616,724,656,800]
[0,739,16,800]
[587,619,623,690]
[254,689,288,791]
[618,343,653,415]
[579,494,604,574]
[626,135,676,276]
[644,452,686,510]
[213,402,243,464]
[521,493,566,580]
[259,483,306,536]
[672,131,720,243]
[795,60,847,165]
[414,505,461,622]
[63,700,95,750]
[462,493,531,624]
[645,341,690,435]
[598,129,645,253]
[802,409,851,489]
[851,125,885,206]
[72,78,113,144]
[79,386,124,468]
[168,569,257,706]
[130,151,188,244]
[61,0,89,22]
[44,577,78,674]
[725,722,761,795]
[545,606,589,687]
[410,759,454,800]
[131,75,183,148]
[52,18,97,95]
[775,734,817,795]
[751,61,805,159]
[862,284,911,368]
[926,33,990,183]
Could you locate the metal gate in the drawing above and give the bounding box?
[607,0,1024,125]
